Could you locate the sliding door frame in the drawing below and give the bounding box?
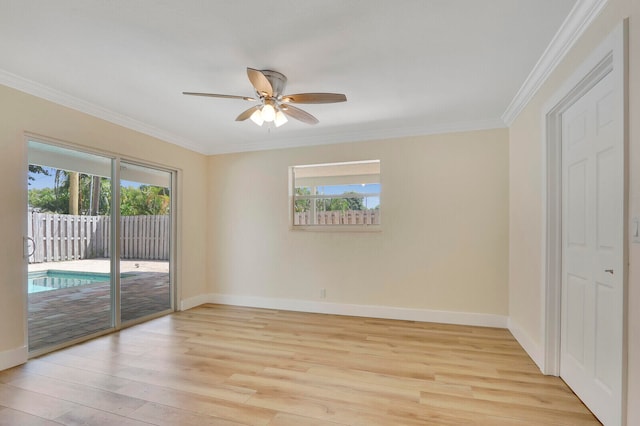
[118,157,177,327]
[25,134,179,357]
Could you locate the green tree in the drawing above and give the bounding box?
[77,175,111,215]
[28,165,169,216]
[342,192,365,211]
[294,187,311,212]
[28,187,68,212]
[28,165,49,186]
[29,170,112,215]
[317,191,365,212]
[120,185,170,216]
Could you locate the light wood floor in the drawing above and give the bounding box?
[0,304,600,425]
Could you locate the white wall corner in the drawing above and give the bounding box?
[196,293,509,329]
[0,346,28,371]
[508,318,544,372]
[501,0,610,125]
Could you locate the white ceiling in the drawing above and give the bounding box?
[0,0,580,155]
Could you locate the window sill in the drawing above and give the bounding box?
[290,225,382,233]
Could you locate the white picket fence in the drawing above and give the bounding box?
[294,209,380,225]
[27,211,170,263]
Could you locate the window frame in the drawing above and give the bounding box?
[289,160,382,232]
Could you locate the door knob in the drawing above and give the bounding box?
[605,269,614,274]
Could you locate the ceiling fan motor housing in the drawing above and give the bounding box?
[260,70,287,98]
[183,67,345,125]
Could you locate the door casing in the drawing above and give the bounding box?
[541,19,628,422]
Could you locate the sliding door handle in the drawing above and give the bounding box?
[24,236,36,258]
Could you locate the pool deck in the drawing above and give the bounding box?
[29,259,169,273]
[28,259,171,352]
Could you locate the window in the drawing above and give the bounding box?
[290,160,381,228]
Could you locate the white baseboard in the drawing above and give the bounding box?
[508,318,544,371]
[186,293,508,329]
[0,346,27,371]
[180,293,212,311]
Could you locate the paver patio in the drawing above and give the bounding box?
[28,260,171,352]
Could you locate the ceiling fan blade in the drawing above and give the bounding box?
[281,104,319,125]
[235,105,261,121]
[281,93,347,104]
[183,92,256,101]
[247,68,273,97]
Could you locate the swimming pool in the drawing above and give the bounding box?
[28,270,127,293]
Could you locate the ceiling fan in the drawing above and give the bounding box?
[183,68,347,127]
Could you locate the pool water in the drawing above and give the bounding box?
[28,270,130,293]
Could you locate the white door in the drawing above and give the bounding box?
[561,71,623,426]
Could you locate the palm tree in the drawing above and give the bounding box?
[68,171,79,215]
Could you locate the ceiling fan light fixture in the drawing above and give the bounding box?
[274,110,288,127]
[250,109,264,126]
[184,67,346,128]
[261,102,276,122]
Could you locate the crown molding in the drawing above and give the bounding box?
[501,0,609,125]
[0,69,207,154]
[204,118,507,155]
[2,2,605,155]
[2,67,504,156]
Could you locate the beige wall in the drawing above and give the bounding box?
[509,0,640,422]
[0,84,208,365]
[5,2,637,418]
[207,129,509,318]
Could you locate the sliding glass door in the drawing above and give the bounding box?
[27,141,114,352]
[27,140,175,354]
[120,162,172,323]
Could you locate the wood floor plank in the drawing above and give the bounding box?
[37,351,123,375]
[7,375,147,417]
[20,359,132,393]
[114,381,276,426]
[419,390,600,425]
[435,371,580,397]
[0,304,600,425]
[261,366,422,402]
[53,405,151,426]
[0,383,76,420]
[0,366,32,384]
[267,412,343,426]
[244,391,405,425]
[0,406,62,426]
[115,365,257,403]
[127,401,248,426]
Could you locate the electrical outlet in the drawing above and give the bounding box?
[320,288,326,299]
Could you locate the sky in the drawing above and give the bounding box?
[28,167,57,189]
[312,183,380,209]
